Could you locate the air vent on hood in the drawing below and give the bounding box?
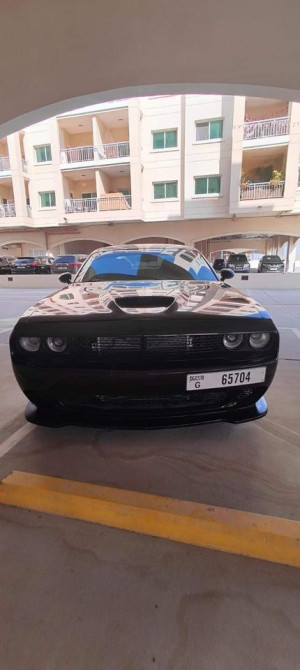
[114,296,175,310]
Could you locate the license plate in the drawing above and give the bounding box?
[186,367,266,391]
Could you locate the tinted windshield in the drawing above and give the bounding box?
[15,257,35,263]
[78,248,217,282]
[228,254,248,262]
[262,255,281,262]
[53,256,75,263]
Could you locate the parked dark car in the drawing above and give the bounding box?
[258,255,285,273]
[10,244,279,429]
[213,258,226,271]
[51,254,87,274]
[226,253,250,273]
[0,256,15,274]
[11,257,45,274]
[37,257,53,274]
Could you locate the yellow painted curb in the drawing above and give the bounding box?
[0,471,299,568]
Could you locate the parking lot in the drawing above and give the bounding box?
[0,288,300,669]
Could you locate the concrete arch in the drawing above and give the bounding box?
[188,219,300,244]
[2,1,300,137]
[50,238,111,251]
[123,236,185,245]
[0,239,45,249]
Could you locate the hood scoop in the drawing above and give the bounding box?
[113,295,176,314]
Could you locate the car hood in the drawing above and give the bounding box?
[20,279,271,321]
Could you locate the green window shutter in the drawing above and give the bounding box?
[209,120,223,139]
[154,183,165,199]
[153,132,164,150]
[40,191,56,207]
[208,176,221,194]
[165,130,177,148]
[166,182,177,198]
[35,145,52,162]
[196,123,209,142]
[195,177,207,195]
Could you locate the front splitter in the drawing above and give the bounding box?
[25,397,268,429]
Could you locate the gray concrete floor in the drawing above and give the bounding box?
[0,289,300,669]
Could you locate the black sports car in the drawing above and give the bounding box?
[10,244,279,428]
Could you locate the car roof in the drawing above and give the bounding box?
[90,244,197,255]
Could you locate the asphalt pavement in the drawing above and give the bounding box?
[0,288,299,670]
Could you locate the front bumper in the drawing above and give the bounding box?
[25,396,268,428]
[13,359,277,428]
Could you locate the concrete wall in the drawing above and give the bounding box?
[2,272,300,290]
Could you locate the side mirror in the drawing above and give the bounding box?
[59,272,72,285]
[220,268,235,281]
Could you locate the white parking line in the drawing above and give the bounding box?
[278,327,300,339]
[0,423,35,459]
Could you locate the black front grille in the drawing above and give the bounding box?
[68,334,222,360]
[59,385,261,413]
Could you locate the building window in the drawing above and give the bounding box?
[195,120,223,142]
[153,181,178,199]
[35,144,52,163]
[39,191,56,208]
[195,176,221,196]
[152,130,178,150]
[82,192,97,199]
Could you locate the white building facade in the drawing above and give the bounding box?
[0,94,300,268]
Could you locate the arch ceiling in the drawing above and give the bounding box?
[1,1,300,136]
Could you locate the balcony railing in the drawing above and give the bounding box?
[101,142,130,159]
[0,203,16,217]
[61,146,95,163]
[0,156,10,171]
[243,117,289,140]
[240,181,285,200]
[60,142,130,164]
[64,195,132,213]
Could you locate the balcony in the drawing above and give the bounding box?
[0,157,11,172]
[22,158,28,172]
[60,142,130,165]
[0,203,16,217]
[26,204,32,217]
[64,194,132,213]
[240,181,285,200]
[244,117,289,141]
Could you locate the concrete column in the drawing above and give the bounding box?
[7,133,28,218]
[287,236,299,272]
[92,117,104,158]
[128,100,143,218]
[50,118,67,222]
[229,96,245,214]
[282,102,300,211]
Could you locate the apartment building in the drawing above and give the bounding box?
[0,95,300,267]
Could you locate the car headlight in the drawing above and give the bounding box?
[19,336,41,352]
[228,264,235,268]
[223,333,243,350]
[249,333,270,349]
[46,336,67,352]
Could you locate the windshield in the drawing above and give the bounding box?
[77,248,217,282]
[53,256,75,263]
[228,254,248,262]
[262,255,281,262]
[15,257,35,263]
